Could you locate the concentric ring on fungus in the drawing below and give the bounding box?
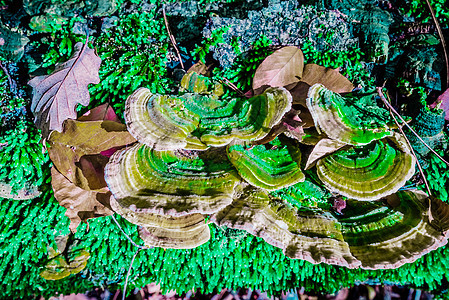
[315,134,415,201]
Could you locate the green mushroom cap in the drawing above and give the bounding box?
[212,186,358,268]
[316,134,415,201]
[110,195,211,249]
[125,87,292,150]
[125,88,201,150]
[213,187,448,269]
[340,190,448,269]
[104,143,241,217]
[227,137,305,191]
[307,84,392,145]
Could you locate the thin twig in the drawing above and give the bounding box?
[377,87,432,196]
[163,5,185,70]
[424,0,449,89]
[112,289,120,300]
[0,61,17,95]
[111,214,153,300]
[122,248,142,300]
[221,78,247,97]
[377,88,449,166]
[111,214,149,250]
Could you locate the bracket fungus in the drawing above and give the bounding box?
[100,46,449,265]
[138,222,210,249]
[180,70,224,96]
[227,137,305,191]
[104,144,241,217]
[212,187,448,269]
[345,190,449,269]
[307,84,392,145]
[315,134,415,201]
[124,86,292,150]
[110,195,210,249]
[212,186,358,268]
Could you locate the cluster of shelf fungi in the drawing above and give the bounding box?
[97,46,449,270]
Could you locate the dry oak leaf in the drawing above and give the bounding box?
[253,46,304,92]
[47,118,136,190]
[51,166,113,233]
[29,41,101,136]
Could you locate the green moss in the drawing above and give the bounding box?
[213,35,275,93]
[302,42,374,89]
[32,6,174,123]
[0,119,49,194]
[0,74,49,195]
[3,186,449,298]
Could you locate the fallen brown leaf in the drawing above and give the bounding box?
[51,167,113,233]
[29,41,101,136]
[252,46,304,92]
[287,64,354,106]
[47,119,136,190]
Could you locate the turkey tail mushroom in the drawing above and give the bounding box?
[104,144,241,217]
[315,134,415,201]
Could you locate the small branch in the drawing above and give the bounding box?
[122,248,142,300]
[221,78,247,97]
[377,87,432,196]
[163,5,185,70]
[0,61,17,96]
[111,214,149,250]
[377,88,449,166]
[111,214,153,300]
[424,0,449,89]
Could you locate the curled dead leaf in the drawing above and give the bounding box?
[47,118,136,190]
[77,103,121,123]
[305,138,348,170]
[51,167,113,233]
